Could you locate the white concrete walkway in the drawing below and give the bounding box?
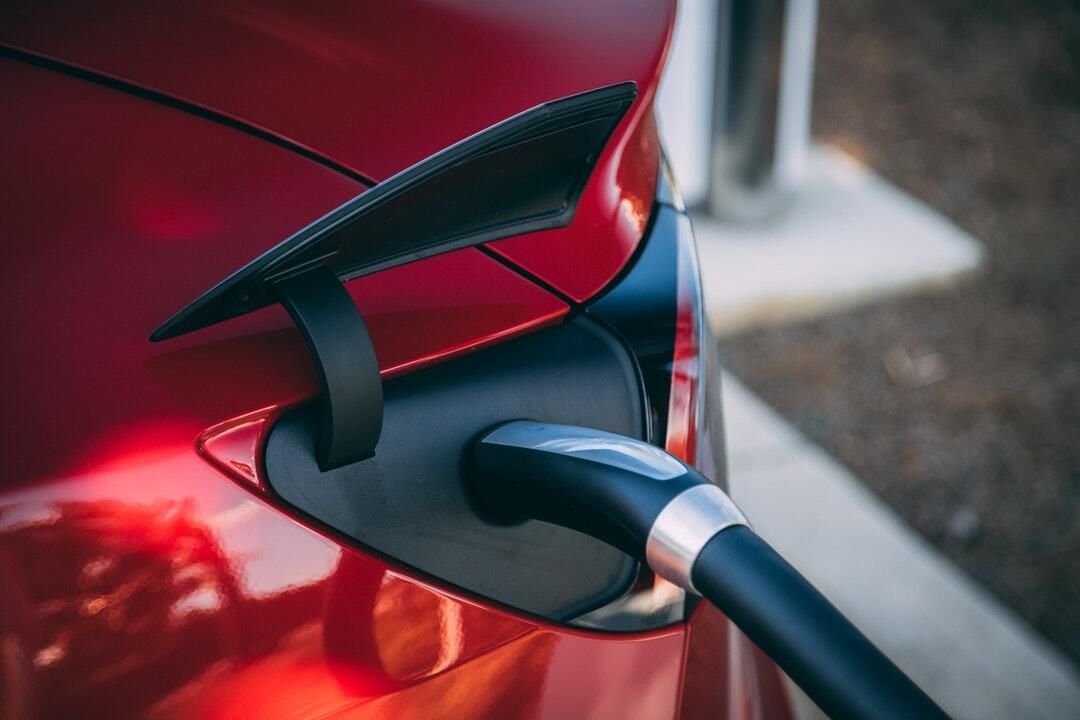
[723,375,1080,720]
[695,146,983,337]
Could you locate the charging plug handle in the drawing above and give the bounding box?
[472,421,949,720]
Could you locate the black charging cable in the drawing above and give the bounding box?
[471,421,950,720]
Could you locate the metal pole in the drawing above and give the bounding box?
[708,0,818,221]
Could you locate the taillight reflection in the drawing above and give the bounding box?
[665,213,705,467]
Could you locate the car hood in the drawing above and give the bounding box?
[0,0,673,184]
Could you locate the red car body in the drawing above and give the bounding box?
[0,2,791,717]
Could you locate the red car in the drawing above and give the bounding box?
[2,4,947,720]
[0,3,793,717]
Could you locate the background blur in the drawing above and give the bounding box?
[658,0,1080,710]
[728,0,1080,665]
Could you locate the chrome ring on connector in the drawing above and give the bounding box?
[645,484,750,593]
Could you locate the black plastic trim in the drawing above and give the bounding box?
[587,204,682,446]
[275,267,382,469]
[151,82,637,341]
[263,318,643,620]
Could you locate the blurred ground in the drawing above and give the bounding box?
[718,0,1080,665]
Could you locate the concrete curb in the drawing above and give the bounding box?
[722,375,1080,720]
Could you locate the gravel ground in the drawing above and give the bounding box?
[718,0,1080,665]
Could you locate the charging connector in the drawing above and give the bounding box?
[471,420,949,720]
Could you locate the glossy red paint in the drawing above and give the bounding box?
[0,53,702,720]
[0,0,670,304]
[0,1,670,182]
[347,251,567,380]
[678,603,794,720]
[0,58,566,489]
[0,4,792,717]
[0,449,689,719]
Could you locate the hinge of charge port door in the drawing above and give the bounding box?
[274,266,383,470]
